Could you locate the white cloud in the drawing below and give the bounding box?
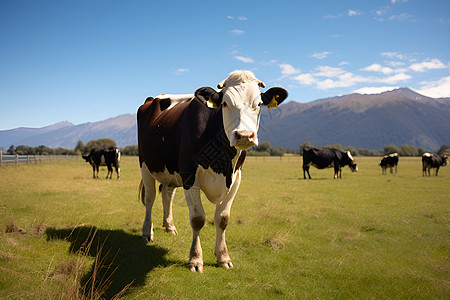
[230,29,245,35]
[377,72,411,84]
[391,0,408,3]
[416,76,450,98]
[234,56,254,63]
[311,51,331,59]
[381,52,406,60]
[362,63,395,74]
[386,61,405,67]
[238,16,248,21]
[348,9,361,16]
[314,65,345,77]
[389,13,416,22]
[175,68,189,75]
[409,59,447,72]
[293,73,316,85]
[339,61,350,66]
[227,16,234,20]
[352,86,399,94]
[279,64,300,76]
[323,14,342,19]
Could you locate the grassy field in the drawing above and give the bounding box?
[0,156,448,299]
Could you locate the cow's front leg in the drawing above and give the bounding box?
[184,187,205,273]
[214,170,241,269]
[141,165,157,242]
[161,185,178,235]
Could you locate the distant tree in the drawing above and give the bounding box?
[270,146,286,156]
[121,145,139,156]
[7,145,15,155]
[383,144,400,155]
[85,138,117,152]
[399,144,418,156]
[417,147,427,156]
[325,144,343,151]
[436,144,450,156]
[74,140,86,155]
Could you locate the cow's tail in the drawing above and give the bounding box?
[139,180,145,206]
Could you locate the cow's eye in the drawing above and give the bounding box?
[223,102,228,108]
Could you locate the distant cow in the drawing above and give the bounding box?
[138,70,287,272]
[302,146,358,179]
[380,153,399,174]
[82,147,121,179]
[422,153,448,176]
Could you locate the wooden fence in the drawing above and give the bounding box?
[0,150,79,166]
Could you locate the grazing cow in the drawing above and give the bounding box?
[82,147,121,179]
[380,153,399,175]
[137,70,287,272]
[302,146,358,179]
[422,153,448,176]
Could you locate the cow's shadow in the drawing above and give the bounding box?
[45,226,176,299]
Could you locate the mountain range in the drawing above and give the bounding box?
[1,88,449,152]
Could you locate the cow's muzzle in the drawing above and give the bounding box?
[231,130,257,150]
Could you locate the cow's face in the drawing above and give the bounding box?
[347,151,358,172]
[443,155,448,166]
[195,71,287,150]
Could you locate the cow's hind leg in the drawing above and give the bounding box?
[106,165,113,179]
[141,164,157,242]
[184,187,205,273]
[214,170,241,269]
[161,185,178,235]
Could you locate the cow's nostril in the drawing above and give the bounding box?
[235,132,242,140]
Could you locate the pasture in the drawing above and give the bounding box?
[0,156,448,299]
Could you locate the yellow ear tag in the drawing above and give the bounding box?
[267,96,278,109]
[207,96,218,109]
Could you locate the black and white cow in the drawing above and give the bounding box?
[422,153,448,176]
[380,153,399,175]
[302,146,358,179]
[137,70,287,272]
[82,147,121,179]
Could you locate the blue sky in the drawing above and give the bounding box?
[1,0,449,130]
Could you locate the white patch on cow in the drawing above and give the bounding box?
[116,148,121,162]
[423,152,432,157]
[155,94,194,110]
[347,151,354,161]
[150,167,183,187]
[196,166,240,205]
[219,71,264,150]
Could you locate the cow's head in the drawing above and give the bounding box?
[442,155,448,166]
[346,151,358,172]
[195,70,288,150]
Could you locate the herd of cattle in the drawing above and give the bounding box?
[80,70,448,273]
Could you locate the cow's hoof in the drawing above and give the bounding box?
[189,263,203,273]
[166,228,178,236]
[218,261,233,270]
[142,234,154,243]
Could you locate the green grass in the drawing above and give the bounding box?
[0,156,449,299]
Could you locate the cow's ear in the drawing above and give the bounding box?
[262,87,288,109]
[195,87,223,109]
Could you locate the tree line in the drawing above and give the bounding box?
[3,139,449,157]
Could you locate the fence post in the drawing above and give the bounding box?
[0,150,2,167]
[15,154,18,164]
[27,155,30,164]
